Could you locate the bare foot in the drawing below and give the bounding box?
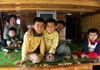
[63,56,71,59]
[3,49,10,53]
[6,50,10,53]
[72,54,78,59]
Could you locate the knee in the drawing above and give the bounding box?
[29,53,41,63]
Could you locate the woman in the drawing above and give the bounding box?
[1,15,24,46]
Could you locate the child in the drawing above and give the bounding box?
[56,20,66,33]
[43,18,72,62]
[26,18,72,62]
[14,17,45,64]
[76,28,100,59]
[2,27,22,53]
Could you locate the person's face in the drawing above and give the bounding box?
[32,21,44,35]
[9,30,16,37]
[46,22,56,34]
[89,32,98,42]
[57,23,64,31]
[10,17,16,27]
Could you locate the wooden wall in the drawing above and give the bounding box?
[81,14,100,40]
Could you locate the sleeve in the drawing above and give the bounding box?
[40,36,45,59]
[19,25,24,40]
[6,36,11,46]
[82,40,88,54]
[3,26,9,39]
[22,32,30,61]
[49,32,59,54]
[96,41,100,55]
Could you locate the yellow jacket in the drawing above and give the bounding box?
[22,30,45,61]
[43,30,59,54]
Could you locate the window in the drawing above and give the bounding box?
[17,19,20,24]
[37,11,56,21]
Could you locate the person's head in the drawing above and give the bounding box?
[45,18,57,34]
[9,27,17,37]
[8,15,17,27]
[88,28,99,41]
[32,17,45,35]
[57,20,66,31]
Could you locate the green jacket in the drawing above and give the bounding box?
[3,24,24,40]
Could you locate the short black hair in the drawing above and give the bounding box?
[9,27,17,33]
[8,15,17,23]
[33,17,45,25]
[88,28,99,35]
[57,20,66,28]
[46,18,57,26]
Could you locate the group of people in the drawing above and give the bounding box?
[1,15,100,65]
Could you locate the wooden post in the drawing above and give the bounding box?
[0,12,3,40]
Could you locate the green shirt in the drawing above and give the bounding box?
[3,24,24,40]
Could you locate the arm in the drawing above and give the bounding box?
[40,36,45,60]
[26,28,33,38]
[82,40,88,54]
[3,26,9,39]
[6,36,11,46]
[19,25,24,40]
[96,41,100,55]
[49,32,59,54]
[22,32,30,61]
[14,32,31,65]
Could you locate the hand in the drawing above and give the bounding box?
[14,43,17,47]
[47,53,55,60]
[14,60,25,65]
[81,54,86,58]
[18,44,21,47]
[42,58,46,62]
[72,54,78,59]
[26,28,33,38]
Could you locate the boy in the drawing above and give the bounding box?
[14,17,45,64]
[57,20,77,59]
[56,20,66,33]
[76,28,100,58]
[2,27,22,53]
[43,18,72,62]
[26,18,72,62]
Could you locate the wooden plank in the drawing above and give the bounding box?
[0,4,99,10]
[0,0,100,7]
[82,10,100,17]
[1,63,100,70]
[0,8,95,12]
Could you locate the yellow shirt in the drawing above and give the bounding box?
[22,30,45,61]
[43,30,59,54]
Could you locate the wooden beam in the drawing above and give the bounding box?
[0,8,95,12]
[0,4,99,10]
[82,9,100,17]
[0,0,99,7]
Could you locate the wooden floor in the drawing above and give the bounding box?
[0,62,100,70]
[0,41,99,70]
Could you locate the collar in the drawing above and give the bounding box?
[33,29,42,37]
[90,39,98,43]
[9,24,17,27]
